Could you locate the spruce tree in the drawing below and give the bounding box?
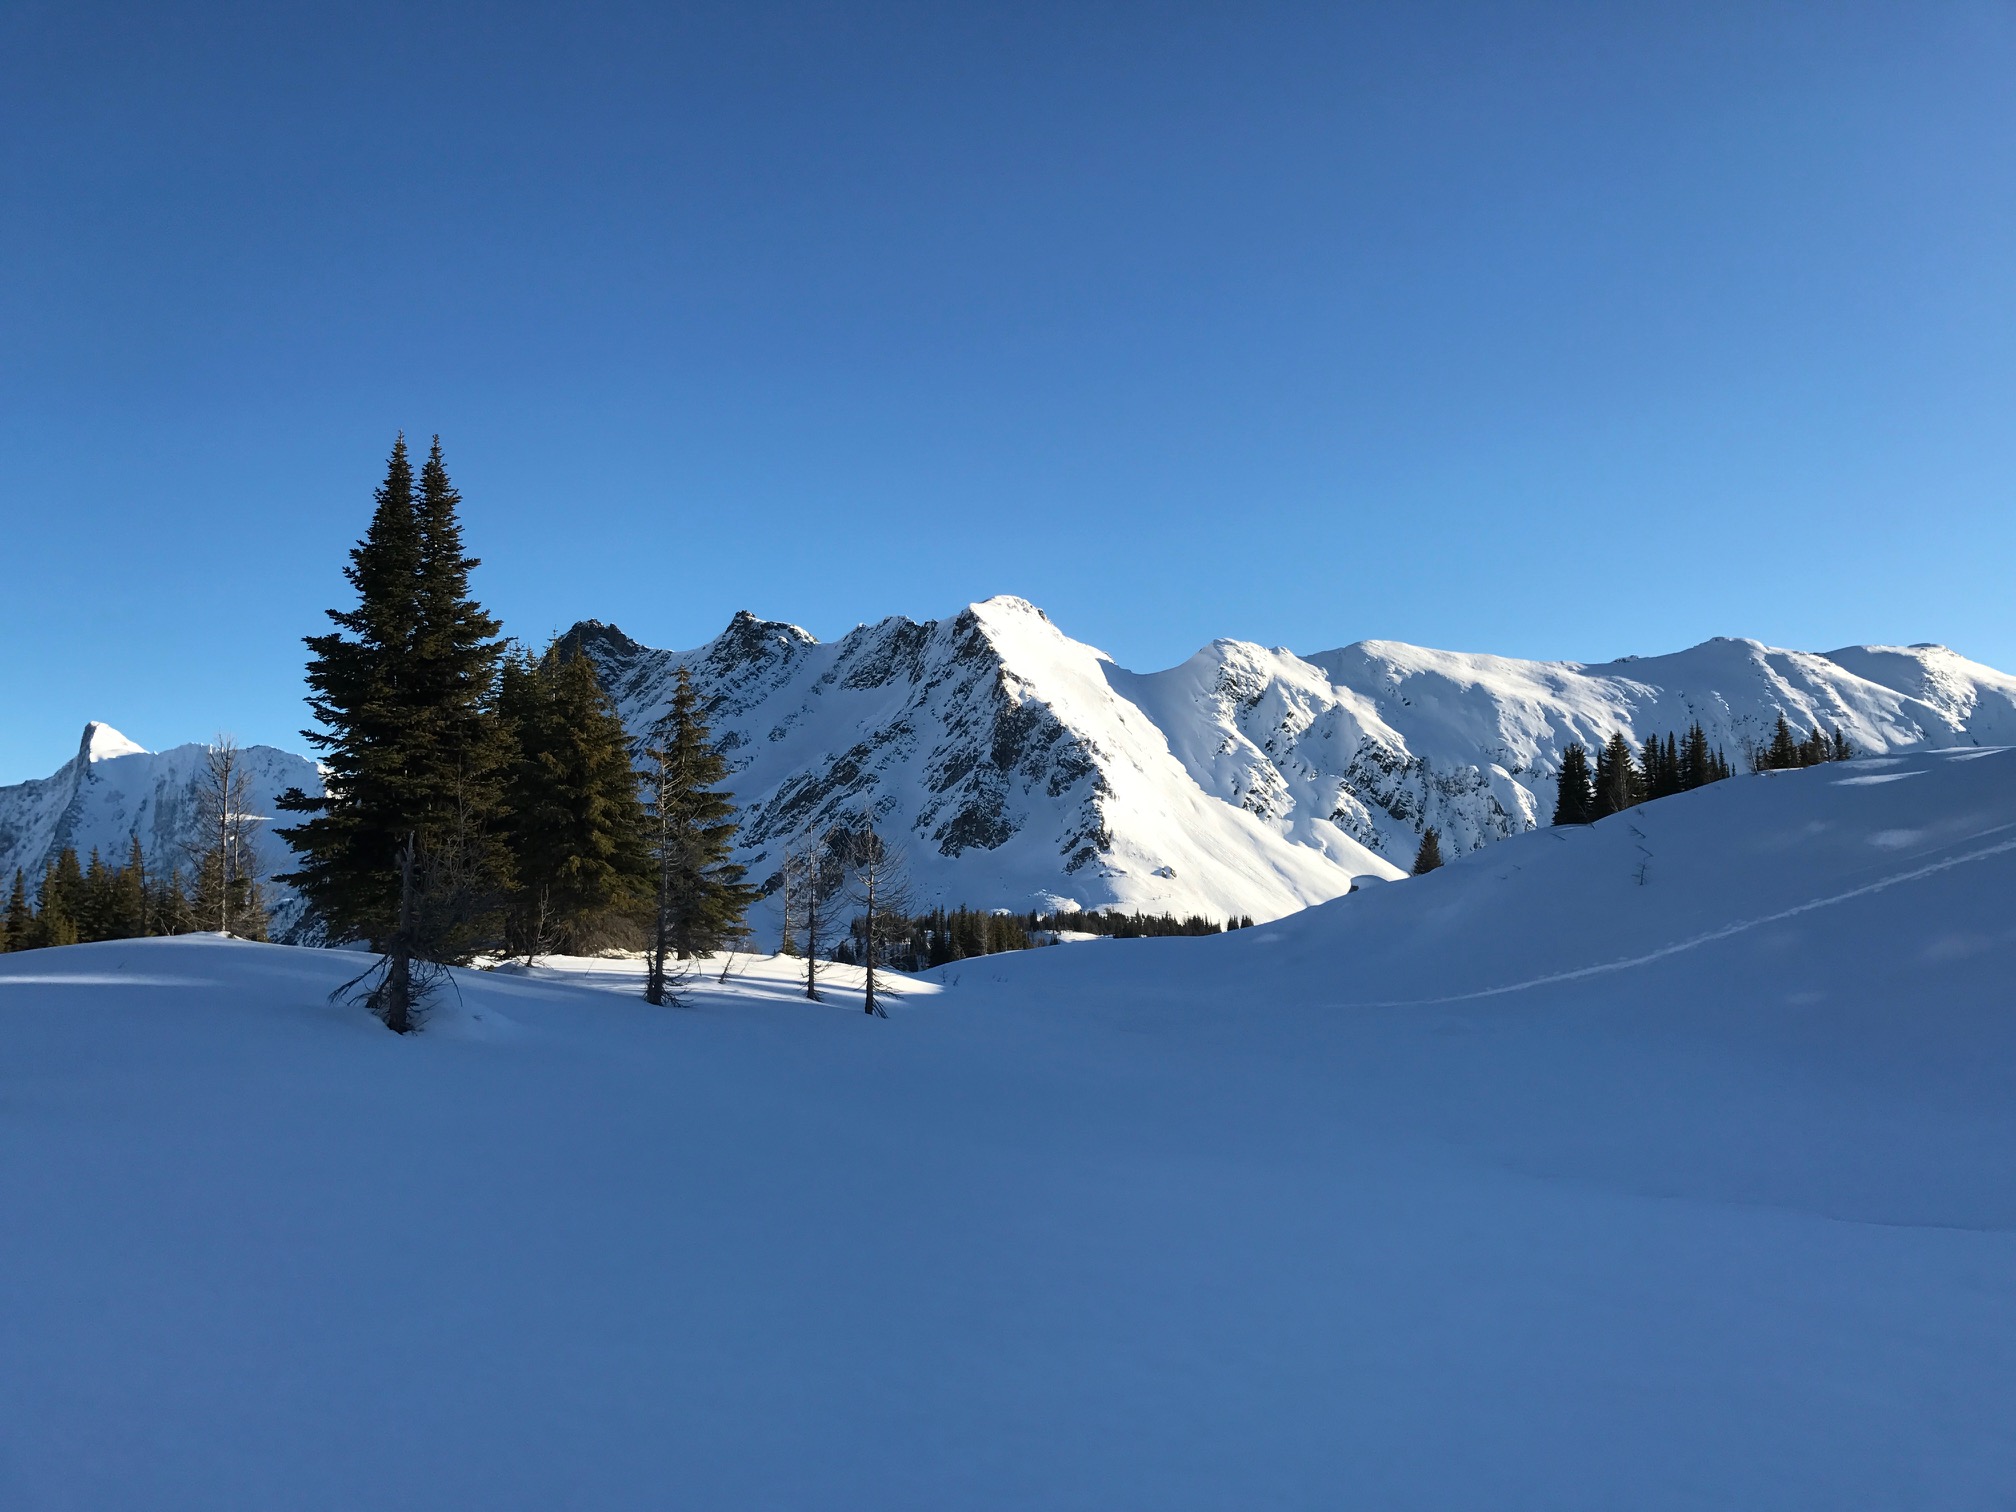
[1412,826,1444,874]
[1591,733,1640,817]
[641,666,756,1004]
[112,836,148,939]
[1764,714,1800,771]
[498,642,651,959]
[1830,725,1853,762]
[1552,743,1596,824]
[404,436,512,959]
[1,870,26,950]
[1679,723,1713,791]
[278,436,509,1024]
[278,436,426,945]
[35,851,83,949]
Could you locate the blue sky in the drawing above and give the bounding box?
[3,1,2011,780]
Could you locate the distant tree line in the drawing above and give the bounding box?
[1552,717,1851,825]
[273,435,755,1030]
[1750,714,1855,773]
[813,903,1258,975]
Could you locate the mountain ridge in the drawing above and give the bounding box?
[10,599,2012,928]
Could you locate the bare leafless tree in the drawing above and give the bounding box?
[842,818,914,1018]
[781,831,844,1002]
[187,734,265,937]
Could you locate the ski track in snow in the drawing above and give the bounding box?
[1337,823,2016,1009]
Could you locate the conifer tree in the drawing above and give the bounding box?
[498,642,651,959]
[1830,725,1853,762]
[35,850,83,949]
[1764,714,1801,772]
[0,869,25,951]
[79,849,114,942]
[641,666,755,1004]
[1412,826,1445,874]
[1552,743,1596,824]
[279,435,509,1028]
[278,436,425,946]
[1679,723,1714,791]
[112,836,148,939]
[404,437,512,959]
[1591,732,1641,817]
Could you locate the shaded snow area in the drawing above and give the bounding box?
[4,749,2015,1509]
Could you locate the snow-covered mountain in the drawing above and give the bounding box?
[0,722,322,928]
[17,601,2011,931]
[568,596,2016,920]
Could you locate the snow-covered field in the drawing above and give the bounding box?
[3,748,2013,1508]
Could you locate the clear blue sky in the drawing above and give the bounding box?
[3,1,2011,780]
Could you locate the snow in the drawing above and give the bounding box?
[3,747,2014,1507]
[576,600,2016,923]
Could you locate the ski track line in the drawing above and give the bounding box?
[1338,825,2016,1010]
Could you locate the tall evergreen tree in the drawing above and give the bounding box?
[1591,732,1641,817]
[35,850,83,949]
[1552,742,1596,824]
[1412,826,1445,874]
[1,869,26,950]
[278,435,509,1026]
[112,836,148,939]
[641,666,756,1004]
[1763,714,1801,771]
[498,642,651,959]
[278,435,425,946]
[1679,723,1714,791]
[404,437,512,959]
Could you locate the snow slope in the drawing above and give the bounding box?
[0,722,321,928]
[2,748,2012,1509]
[574,600,2016,919]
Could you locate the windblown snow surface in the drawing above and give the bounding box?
[3,748,2014,1509]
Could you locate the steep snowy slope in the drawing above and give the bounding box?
[568,596,1397,922]
[1114,631,2016,859]
[0,722,322,924]
[575,598,2016,913]
[2,749,2011,1508]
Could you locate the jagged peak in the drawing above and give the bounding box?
[79,722,148,764]
[558,619,649,658]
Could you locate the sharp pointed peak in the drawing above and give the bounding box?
[79,722,149,764]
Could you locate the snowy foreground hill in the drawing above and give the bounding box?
[3,747,2012,1509]
[570,596,2016,919]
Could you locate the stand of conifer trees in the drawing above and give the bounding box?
[838,905,1256,973]
[1551,717,1849,826]
[272,434,755,1027]
[0,841,253,953]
